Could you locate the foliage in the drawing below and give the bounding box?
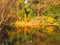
[1,0,60,45]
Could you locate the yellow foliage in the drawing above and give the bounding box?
[37,19,41,23]
[10,16,56,34]
[42,16,55,24]
[24,13,28,22]
[15,20,20,27]
[47,16,54,23]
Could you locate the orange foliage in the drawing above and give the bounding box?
[46,26,54,33]
[24,27,29,34]
[23,13,29,34]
